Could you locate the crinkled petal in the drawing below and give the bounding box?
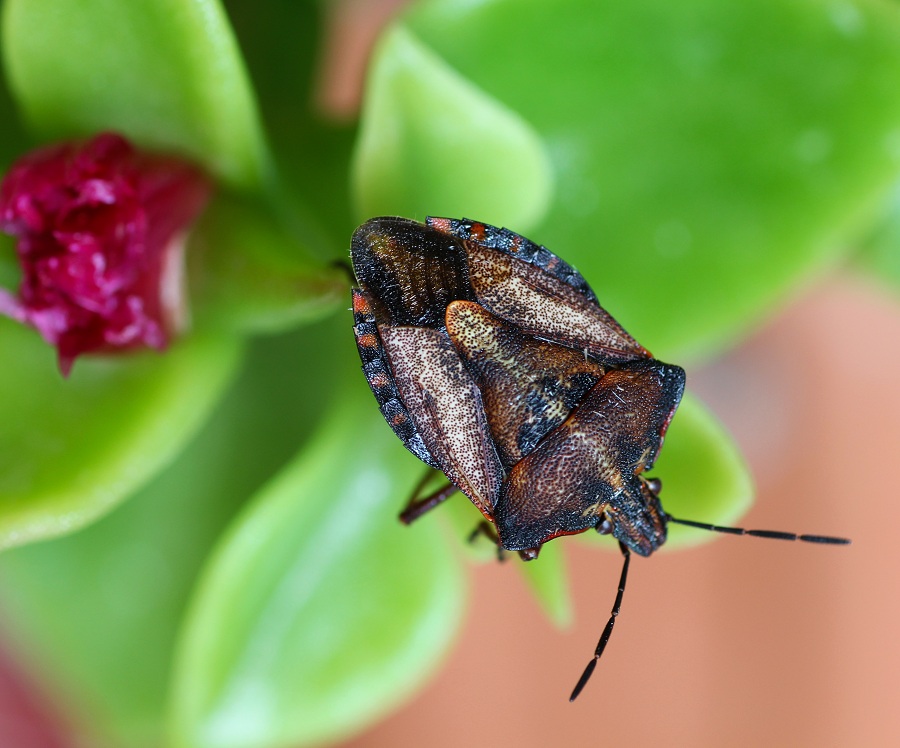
[0,132,211,374]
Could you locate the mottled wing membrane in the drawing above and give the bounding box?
[467,245,650,364]
[378,325,505,517]
[445,299,604,470]
[426,216,649,363]
[496,361,685,554]
[352,289,439,469]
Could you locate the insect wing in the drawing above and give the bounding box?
[351,218,504,513]
[350,216,673,534]
[445,299,605,470]
[352,288,440,469]
[378,324,504,518]
[496,360,685,554]
[428,217,649,364]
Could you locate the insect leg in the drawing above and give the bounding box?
[468,522,542,562]
[468,520,507,562]
[569,541,631,702]
[399,469,459,525]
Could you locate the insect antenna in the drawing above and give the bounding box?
[665,516,851,545]
[570,516,848,702]
[569,541,630,702]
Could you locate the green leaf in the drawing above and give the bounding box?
[359,0,900,360]
[579,392,754,552]
[389,469,574,626]
[190,193,348,335]
[352,25,553,232]
[0,318,242,549]
[517,540,572,628]
[859,181,900,289]
[0,390,253,748]
[653,392,754,549]
[2,0,271,189]
[221,0,357,253]
[0,233,20,290]
[168,383,465,748]
[0,37,28,169]
[0,315,387,748]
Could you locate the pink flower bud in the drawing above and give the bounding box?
[0,133,211,375]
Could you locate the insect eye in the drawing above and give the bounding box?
[595,517,613,535]
[645,477,662,495]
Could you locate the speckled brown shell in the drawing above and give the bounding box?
[351,216,684,556]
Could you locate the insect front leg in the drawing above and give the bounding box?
[399,469,459,525]
[467,520,508,562]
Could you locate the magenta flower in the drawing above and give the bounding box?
[0,132,211,375]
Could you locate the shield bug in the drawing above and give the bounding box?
[349,216,849,700]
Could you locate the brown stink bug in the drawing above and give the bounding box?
[349,216,849,700]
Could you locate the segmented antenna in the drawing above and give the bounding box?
[570,541,630,702]
[569,516,850,702]
[665,516,851,545]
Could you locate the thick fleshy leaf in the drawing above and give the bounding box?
[190,193,347,334]
[652,392,754,548]
[429,479,572,625]
[353,25,553,232]
[579,392,754,552]
[0,49,28,169]
[0,315,383,748]
[2,0,270,188]
[357,0,900,360]
[0,233,18,290]
[0,392,254,748]
[439,487,502,564]
[169,384,465,748]
[391,466,574,626]
[221,0,358,252]
[0,317,241,549]
[517,539,572,628]
[860,182,900,289]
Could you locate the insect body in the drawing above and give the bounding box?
[349,216,849,700]
[352,216,683,553]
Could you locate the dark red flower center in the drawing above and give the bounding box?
[0,133,211,375]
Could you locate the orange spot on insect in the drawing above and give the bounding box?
[391,412,407,426]
[371,373,389,388]
[358,333,378,348]
[470,222,486,242]
[353,292,371,315]
[428,217,452,234]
